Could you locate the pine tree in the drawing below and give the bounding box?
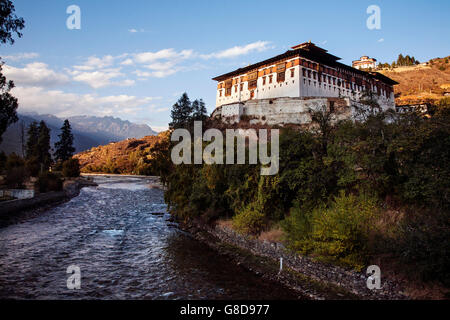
[55,119,75,162]
[37,121,52,172]
[25,121,39,160]
[169,93,193,129]
[192,99,208,122]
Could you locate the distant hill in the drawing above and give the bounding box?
[74,131,169,175]
[0,113,157,155]
[378,56,450,105]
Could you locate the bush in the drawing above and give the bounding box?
[232,202,266,236]
[37,172,62,193]
[281,204,314,255]
[0,151,6,173]
[62,158,80,178]
[393,209,450,286]
[5,166,28,189]
[310,192,379,270]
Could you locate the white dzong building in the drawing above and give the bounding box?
[212,42,397,125]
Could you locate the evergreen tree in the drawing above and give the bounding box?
[25,121,39,159]
[192,99,208,122]
[37,121,52,172]
[169,93,193,129]
[55,119,75,162]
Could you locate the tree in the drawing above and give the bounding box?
[169,93,193,129]
[25,121,38,159]
[192,99,208,122]
[0,63,18,144]
[55,119,75,162]
[0,0,25,143]
[0,0,25,45]
[36,121,52,172]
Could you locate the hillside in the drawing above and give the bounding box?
[0,113,157,155]
[378,56,450,105]
[74,131,169,175]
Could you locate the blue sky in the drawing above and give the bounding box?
[0,0,449,131]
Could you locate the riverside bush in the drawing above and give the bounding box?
[309,192,379,271]
[159,107,449,284]
[232,202,266,236]
[62,158,80,178]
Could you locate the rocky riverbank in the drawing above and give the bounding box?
[0,177,97,227]
[180,220,408,300]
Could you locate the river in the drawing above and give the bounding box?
[0,175,299,300]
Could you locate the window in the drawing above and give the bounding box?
[277,71,285,82]
[291,69,295,77]
[269,75,273,84]
[248,80,257,89]
[219,90,222,97]
[240,83,243,91]
[263,77,266,85]
[308,70,311,78]
[234,85,237,93]
[313,72,316,80]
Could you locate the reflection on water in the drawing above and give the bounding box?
[0,175,300,300]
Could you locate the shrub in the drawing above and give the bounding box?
[232,202,266,236]
[62,158,80,177]
[393,209,450,286]
[5,166,28,189]
[281,204,314,254]
[37,172,62,193]
[0,151,6,173]
[310,192,379,270]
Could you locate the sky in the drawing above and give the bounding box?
[0,0,449,132]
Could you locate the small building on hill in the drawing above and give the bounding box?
[211,42,397,125]
[352,56,377,70]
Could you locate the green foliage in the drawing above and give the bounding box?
[0,0,25,45]
[169,93,209,130]
[62,158,80,178]
[393,209,450,286]
[37,171,62,193]
[4,152,26,188]
[55,120,75,162]
[232,202,266,236]
[0,63,18,144]
[159,105,450,281]
[0,0,24,143]
[0,150,6,172]
[309,192,379,271]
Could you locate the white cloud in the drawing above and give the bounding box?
[200,41,272,59]
[13,86,161,119]
[121,58,134,66]
[378,38,385,42]
[128,28,145,33]
[3,62,70,87]
[1,52,40,61]
[133,49,194,64]
[73,55,116,71]
[69,67,135,89]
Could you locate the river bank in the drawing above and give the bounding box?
[0,177,97,227]
[180,219,408,300]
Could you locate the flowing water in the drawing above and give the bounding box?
[0,175,299,300]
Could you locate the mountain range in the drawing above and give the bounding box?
[0,113,157,156]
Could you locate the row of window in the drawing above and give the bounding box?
[219,69,296,96]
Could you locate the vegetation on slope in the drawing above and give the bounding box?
[155,94,450,293]
[378,56,450,105]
